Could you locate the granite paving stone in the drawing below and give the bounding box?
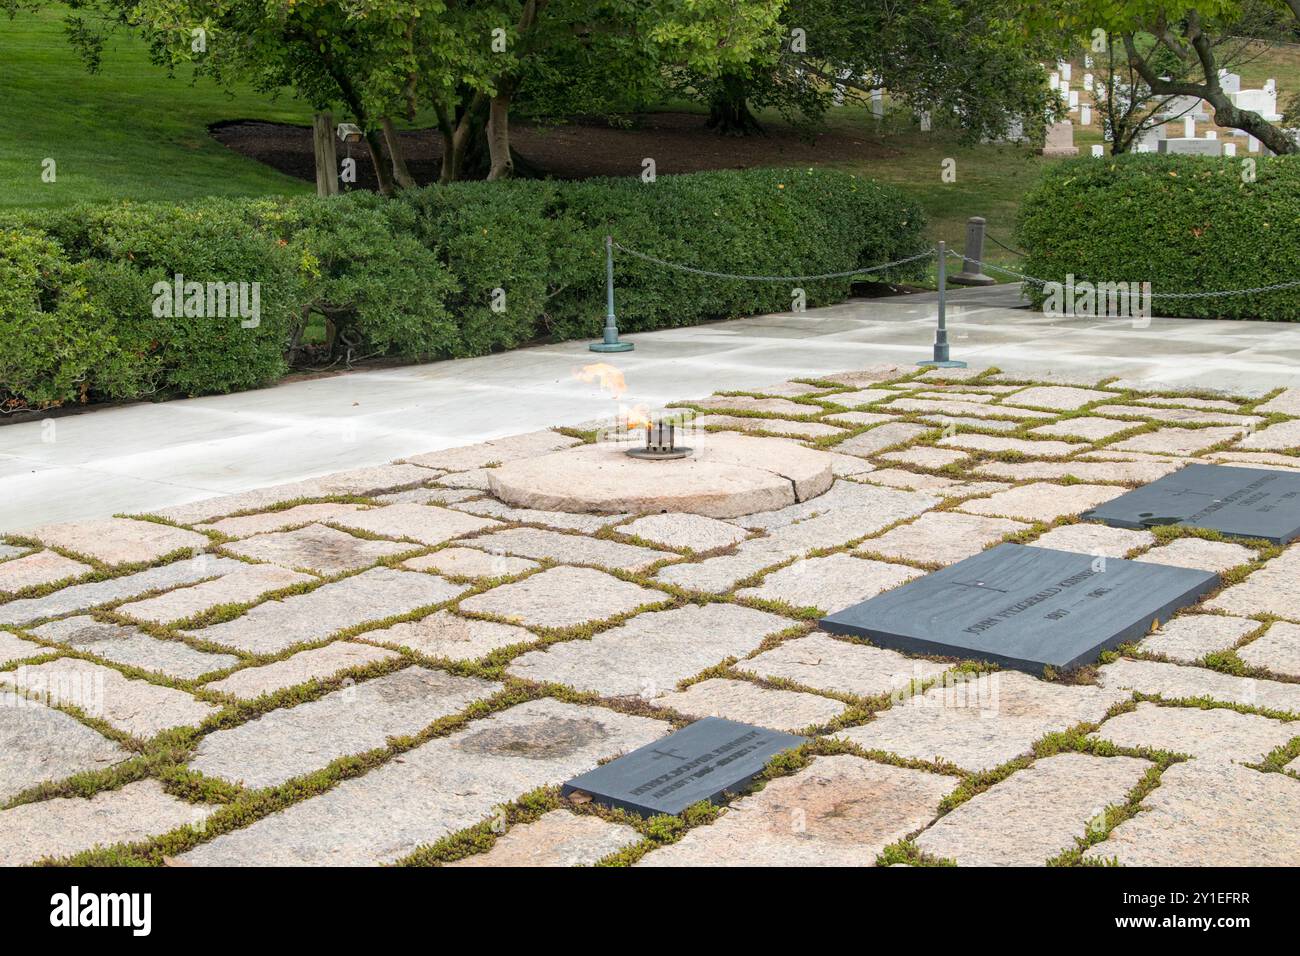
[450,498,629,533]
[183,568,467,654]
[0,691,131,801]
[833,423,932,457]
[1235,419,1300,452]
[652,548,797,595]
[459,566,664,630]
[1113,426,1246,456]
[1137,615,1256,663]
[654,677,846,732]
[374,487,481,505]
[30,617,238,681]
[823,388,902,407]
[1257,388,1300,415]
[0,659,218,738]
[1000,386,1119,410]
[1206,546,1300,621]
[190,667,501,789]
[1028,418,1139,441]
[736,554,922,613]
[686,396,817,416]
[822,366,914,386]
[637,755,954,867]
[0,779,214,866]
[1090,701,1295,762]
[0,544,27,561]
[1140,396,1243,412]
[0,556,247,627]
[737,633,947,699]
[448,810,641,867]
[885,398,1046,419]
[616,514,749,552]
[1136,538,1255,574]
[734,479,938,538]
[837,672,1127,772]
[813,411,890,430]
[224,524,411,574]
[1096,658,1300,714]
[1027,523,1156,557]
[329,503,502,546]
[859,512,1028,566]
[196,503,367,538]
[957,483,1122,523]
[403,430,581,471]
[365,610,536,661]
[23,518,209,565]
[1237,622,1300,677]
[433,468,495,491]
[912,390,996,403]
[1208,451,1300,469]
[0,631,44,665]
[1096,404,1261,426]
[694,415,847,439]
[918,415,1023,433]
[938,434,1087,457]
[203,642,402,698]
[876,446,970,469]
[178,699,669,866]
[914,753,1150,866]
[403,547,539,579]
[115,563,314,625]
[1082,762,1300,866]
[469,528,676,573]
[856,469,964,492]
[0,551,92,593]
[973,459,1184,484]
[749,381,836,398]
[506,603,792,698]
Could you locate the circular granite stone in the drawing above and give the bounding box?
[487,433,834,518]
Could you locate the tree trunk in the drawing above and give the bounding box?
[486,94,515,180]
[313,112,339,197]
[381,117,417,189]
[706,73,765,136]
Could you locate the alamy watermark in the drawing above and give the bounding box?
[1042,273,1151,327]
[151,273,261,328]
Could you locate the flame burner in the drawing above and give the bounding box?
[626,419,692,460]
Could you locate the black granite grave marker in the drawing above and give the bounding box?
[561,717,806,817]
[1080,463,1300,545]
[820,543,1218,673]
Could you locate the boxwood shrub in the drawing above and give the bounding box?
[1017,154,1300,320]
[1,168,926,410]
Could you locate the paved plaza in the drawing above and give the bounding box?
[2,364,1298,866]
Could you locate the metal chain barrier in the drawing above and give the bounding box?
[610,241,937,283]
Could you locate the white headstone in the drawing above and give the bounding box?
[1204,130,1217,140]
[1224,142,1237,157]
[1080,105,1092,126]
[1068,90,1079,108]
[919,111,931,132]
[1083,73,1093,90]
[1061,63,1072,82]
[1049,72,1060,90]
[871,88,884,119]
[1091,144,1104,158]
[1218,70,1241,94]
[1248,136,1261,153]
[1040,120,1078,157]
[1159,138,1223,157]
[1084,54,1094,69]
[1184,116,1197,138]
[1265,78,1276,95]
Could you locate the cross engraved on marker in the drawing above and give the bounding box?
[649,748,688,762]
[946,580,1010,594]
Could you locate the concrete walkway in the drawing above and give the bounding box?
[4,285,1299,530]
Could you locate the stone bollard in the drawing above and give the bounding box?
[949,217,997,286]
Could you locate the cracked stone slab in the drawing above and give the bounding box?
[735,478,939,535]
[30,617,238,681]
[973,459,1184,484]
[1083,762,1300,866]
[403,547,539,579]
[832,423,932,457]
[0,551,92,593]
[115,563,314,625]
[0,632,44,665]
[1235,419,1300,452]
[652,548,797,595]
[860,512,1028,566]
[450,498,629,533]
[224,524,411,574]
[448,810,641,867]
[402,430,582,471]
[957,483,1122,523]
[615,514,749,552]
[1029,418,1139,441]
[736,554,922,613]
[836,672,1128,772]
[328,503,502,546]
[1096,404,1261,427]
[1096,658,1300,714]
[0,779,213,866]
[999,386,1119,411]
[196,503,367,538]
[737,633,947,699]
[654,678,845,732]
[638,755,955,867]
[507,603,791,698]
[1,658,218,738]
[0,556,247,627]
[178,698,670,866]
[1138,615,1256,663]
[366,610,535,662]
[0,691,131,801]
[151,464,435,525]
[876,446,970,469]
[1207,547,1300,621]
[190,667,500,789]
[1090,701,1295,763]
[1238,621,1300,677]
[1113,426,1246,456]
[1027,523,1155,558]
[469,528,675,573]
[184,568,467,654]
[203,641,401,698]
[938,434,1087,457]
[22,518,209,566]
[459,566,664,630]
[1135,538,1256,574]
[433,469,494,491]
[915,752,1150,865]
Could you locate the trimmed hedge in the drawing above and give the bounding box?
[1,168,926,409]
[1017,154,1300,321]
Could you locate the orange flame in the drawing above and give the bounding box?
[622,403,652,430]
[575,362,627,399]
